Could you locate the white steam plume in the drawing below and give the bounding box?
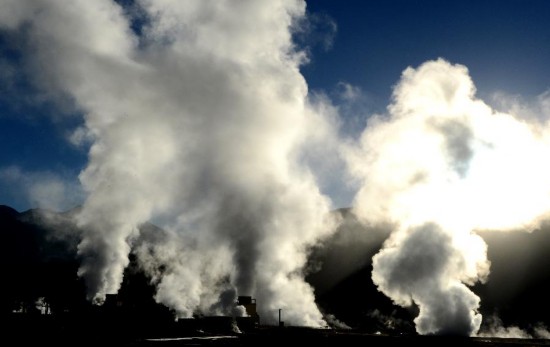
[0,165,84,211]
[0,0,339,325]
[478,315,550,339]
[346,59,550,335]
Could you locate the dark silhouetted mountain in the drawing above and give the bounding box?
[308,208,550,333]
[0,205,169,320]
[307,208,415,333]
[2,204,550,336]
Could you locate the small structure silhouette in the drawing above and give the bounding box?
[237,296,260,330]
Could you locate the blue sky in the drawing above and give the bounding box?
[1,0,550,212]
[304,0,550,99]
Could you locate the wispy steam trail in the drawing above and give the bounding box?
[347,59,550,335]
[0,0,338,325]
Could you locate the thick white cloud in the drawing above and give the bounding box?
[13,0,550,334]
[347,58,550,335]
[0,0,339,326]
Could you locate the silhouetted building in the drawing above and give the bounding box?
[237,296,260,330]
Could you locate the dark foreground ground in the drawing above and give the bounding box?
[134,330,550,347]
[4,312,550,347]
[5,322,550,347]
[131,330,550,347]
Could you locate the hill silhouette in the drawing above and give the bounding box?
[2,205,550,336]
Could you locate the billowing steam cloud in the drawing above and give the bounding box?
[347,59,550,335]
[7,0,550,335]
[0,0,339,325]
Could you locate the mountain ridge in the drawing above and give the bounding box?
[2,204,550,334]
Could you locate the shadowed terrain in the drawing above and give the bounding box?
[2,205,550,343]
